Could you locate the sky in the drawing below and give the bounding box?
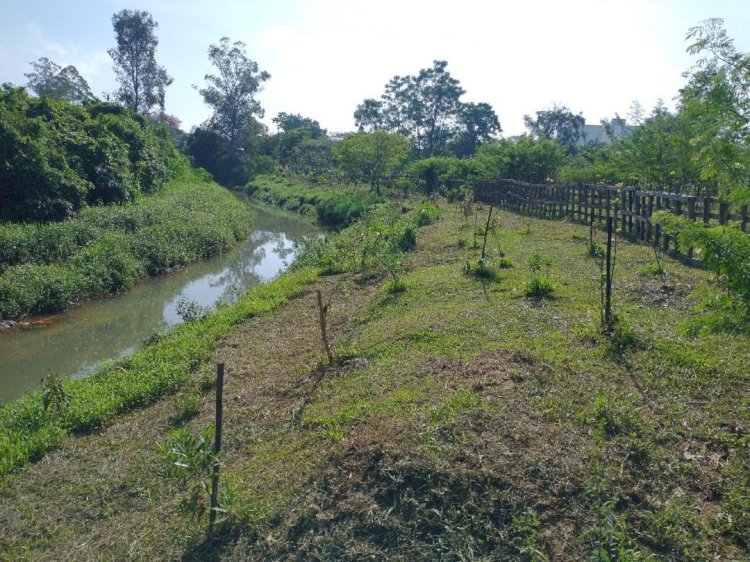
[1,0,749,136]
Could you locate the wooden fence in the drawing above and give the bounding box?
[470,179,749,265]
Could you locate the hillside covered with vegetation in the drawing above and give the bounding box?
[1,195,748,560]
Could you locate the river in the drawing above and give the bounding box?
[0,202,322,404]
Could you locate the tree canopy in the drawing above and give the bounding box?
[524,104,585,154]
[109,10,172,114]
[354,61,500,157]
[25,58,94,104]
[334,132,410,193]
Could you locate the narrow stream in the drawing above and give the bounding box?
[0,202,322,404]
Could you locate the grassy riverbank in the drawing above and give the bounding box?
[0,267,318,476]
[0,171,253,321]
[1,200,748,559]
[246,174,382,228]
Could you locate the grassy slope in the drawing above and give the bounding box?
[1,203,749,560]
[0,171,253,320]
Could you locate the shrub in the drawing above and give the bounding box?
[415,201,441,227]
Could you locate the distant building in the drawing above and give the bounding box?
[578,121,632,146]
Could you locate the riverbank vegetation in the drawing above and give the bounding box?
[0,268,317,476]
[1,203,748,559]
[0,174,253,321]
[245,174,383,228]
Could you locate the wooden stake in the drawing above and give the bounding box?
[209,363,224,534]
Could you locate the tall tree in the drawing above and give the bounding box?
[355,61,502,158]
[109,9,172,114]
[354,98,385,131]
[25,58,94,103]
[451,102,501,157]
[197,37,270,150]
[524,104,585,154]
[681,18,750,200]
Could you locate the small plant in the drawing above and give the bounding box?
[464,261,500,282]
[415,201,441,226]
[525,253,554,298]
[525,275,554,298]
[175,388,203,423]
[498,256,513,269]
[160,426,233,526]
[41,372,71,414]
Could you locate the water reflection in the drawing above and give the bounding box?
[0,203,322,403]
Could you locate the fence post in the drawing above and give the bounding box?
[604,217,614,331]
[687,196,697,259]
[209,363,225,534]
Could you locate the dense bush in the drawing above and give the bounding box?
[657,212,750,332]
[0,176,253,320]
[246,174,382,228]
[293,203,420,277]
[0,86,182,221]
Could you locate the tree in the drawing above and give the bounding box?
[269,112,327,167]
[25,58,94,103]
[272,112,326,137]
[109,10,172,114]
[451,102,501,157]
[474,136,566,183]
[198,38,269,150]
[354,99,385,131]
[192,37,270,185]
[334,132,410,193]
[524,104,585,154]
[354,61,498,158]
[680,18,750,201]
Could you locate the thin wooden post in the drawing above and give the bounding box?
[687,196,697,259]
[604,217,614,331]
[316,290,334,365]
[209,363,225,534]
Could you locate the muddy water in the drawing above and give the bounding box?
[0,203,321,404]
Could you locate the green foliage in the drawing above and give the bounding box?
[246,174,382,228]
[109,9,172,114]
[0,176,252,320]
[407,157,477,194]
[524,103,586,154]
[525,275,555,298]
[333,131,410,193]
[0,87,181,221]
[354,60,500,157]
[414,201,441,226]
[294,204,418,279]
[0,268,317,477]
[159,426,233,525]
[474,136,566,183]
[25,57,94,104]
[656,212,750,331]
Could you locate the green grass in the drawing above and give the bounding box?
[2,200,749,559]
[0,267,318,477]
[0,171,252,320]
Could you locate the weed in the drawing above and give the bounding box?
[159,426,233,527]
[414,201,441,227]
[41,372,70,415]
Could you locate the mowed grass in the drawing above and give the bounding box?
[1,202,748,560]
